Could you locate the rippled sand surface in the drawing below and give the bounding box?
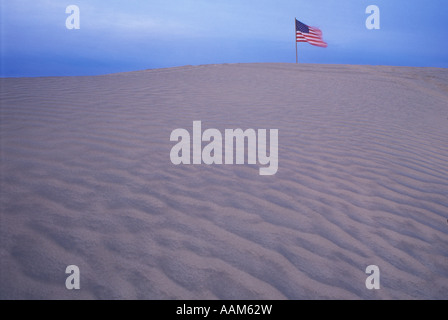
[1,63,447,299]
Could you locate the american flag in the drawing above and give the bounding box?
[296,19,327,48]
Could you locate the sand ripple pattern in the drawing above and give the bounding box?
[1,64,447,299]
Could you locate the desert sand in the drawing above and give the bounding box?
[0,63,447,299]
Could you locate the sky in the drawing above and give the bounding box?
[1,0,447,77]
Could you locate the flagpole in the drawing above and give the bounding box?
[295,17,298,63]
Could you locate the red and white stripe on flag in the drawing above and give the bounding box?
[296,26,327,48]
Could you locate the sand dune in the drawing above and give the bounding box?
[1,63,447,299]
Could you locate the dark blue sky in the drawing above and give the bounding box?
[1,0,447,77]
